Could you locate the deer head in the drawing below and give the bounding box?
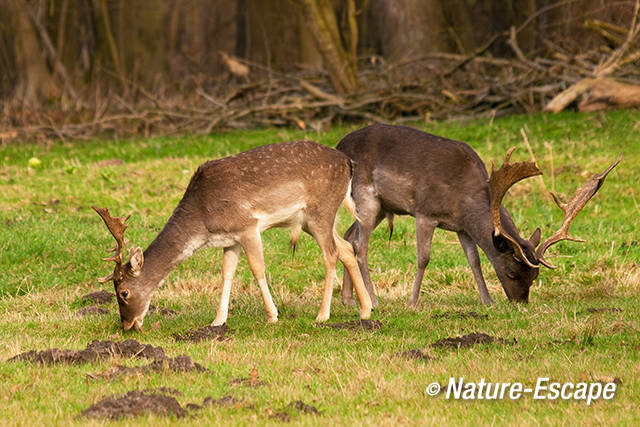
[92,206,147,331]
[488,149,622,302]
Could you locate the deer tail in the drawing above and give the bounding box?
[290,223,301,261]
[385,212,394,240]
[343,176,361,222]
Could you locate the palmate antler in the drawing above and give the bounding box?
[489,148,622,270]
[535,153,622,268]
[92,206,131,282]
[488,147,542,268]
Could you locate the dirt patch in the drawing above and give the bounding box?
[320,319,382,331]
[288,400,319,414]
[186,395,247,412]
[203,395,242,407]
[8,339,165,365]
[79,389,245,420]
[10,339,209,379]
[267,400,320,422]
[268,410,292,422]
[77,305,110,317]
[431,333,511,349]
[174,324,230,342]
[143,387,182,396]
[584,307,622,314]
[398,349,436,361]
[148,305,178,316]
[79,390,187,420]
[432,311,488,320]
[79,290,114,305]
[87,355,208,379]
[230,366,267,388]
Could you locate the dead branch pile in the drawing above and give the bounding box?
[1,24,639,142]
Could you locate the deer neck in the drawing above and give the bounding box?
[469,205,522,262]
[137,209,206,290]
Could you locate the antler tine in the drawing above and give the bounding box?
[536,153,622,269]
[488,147,543,268]
[92,206,131,265]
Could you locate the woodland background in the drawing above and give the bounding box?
[1,0,639,138]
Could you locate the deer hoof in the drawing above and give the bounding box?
[315,312,329,322]
[407,298,418,309]
[342,297,356,306]
[481,296,494,306]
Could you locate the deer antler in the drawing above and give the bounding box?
[536,154,622,269]
[92,206,131,282]
[489,147,543,268]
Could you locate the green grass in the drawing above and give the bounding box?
[1,110,639,425]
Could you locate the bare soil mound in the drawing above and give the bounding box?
[398,349,436,361]
[320,319,382,331]
[174,324,231,342]
[230,366,267,388]
[8,339,165,364]
[79,390,187,420]
[148,305,178,316]
[431,333,511,349]
[79,290,114,305]
[203,395,242,407]
[268,400,320,422]
[584,307,622,314]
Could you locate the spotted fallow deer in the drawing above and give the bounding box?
[338,124,621,307]
[94,140,372,331]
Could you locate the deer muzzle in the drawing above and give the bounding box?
[122,317,143,331]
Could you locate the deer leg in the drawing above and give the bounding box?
[242,231,278,323]
[408,216,437,308]
[341,221,358,306]
[348,211,385,308]
[335,232,372,320]
[457,232,494,305]
[212,244,241,326]
[313,232,339,323]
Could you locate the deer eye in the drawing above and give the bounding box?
[120,290,129,300]
[506,271,518,280]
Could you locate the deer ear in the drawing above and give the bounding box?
[529,228,541,248]
[492,233,511,253]
[129,247,144,276]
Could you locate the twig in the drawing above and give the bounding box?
[520,128,549,197]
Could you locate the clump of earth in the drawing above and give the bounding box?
[79,290,113,305]
[319,319,382,331]
[8,339,165,364]
[80,390,188,420]
[268,400,321,422]
[431,332,512,349]
[174,324,231,342]
[8,339,207,376]
[398,348,436,361]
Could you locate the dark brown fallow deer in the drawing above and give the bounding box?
[94,140,372,331]
[338,124,621,307]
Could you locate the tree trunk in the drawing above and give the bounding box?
[6,0,60,104]
[369,0,452,60]
[300,0,358,94]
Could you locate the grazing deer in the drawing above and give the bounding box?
[338,124,621,307]
[94,140,372,331]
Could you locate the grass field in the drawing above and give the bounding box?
[1,110,639,425]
